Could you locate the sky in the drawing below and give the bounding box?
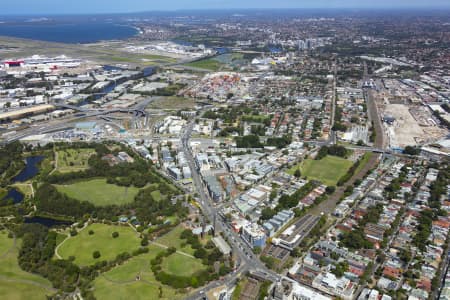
[2,0,450,15]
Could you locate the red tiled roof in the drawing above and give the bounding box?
[383,266,401,278]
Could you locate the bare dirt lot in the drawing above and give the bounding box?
[384,104,424,147]
[383,104,446,147]
[240,278,260,300]
[383,104,446,148]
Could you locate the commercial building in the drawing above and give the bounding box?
[263,209,295,237]
[212,236,231,256]
[0,104,54,122]
[273,280,332,300]
[289,282,331,300]
[182,166,192,179]
[241,223,266,248]
[272,214,319,251]
[161,148,173,163]
[312,272,356,300]
[167,166,183,180]
[203,175,224,202]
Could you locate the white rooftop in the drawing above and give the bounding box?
[291,282,331,300]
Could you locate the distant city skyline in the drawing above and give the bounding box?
[2,0,450,15]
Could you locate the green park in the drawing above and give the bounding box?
[93,245,185,300]
[0,142,227,299]
[55,148,95,173]
[0,230,54,300]
[57,223,142,266]
[161,252,205,277]
[184,57,224,71]
[288,155,353,186]
[91,225,211,299]
[55,178,141,206]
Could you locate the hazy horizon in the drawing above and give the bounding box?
[1,0,450,15]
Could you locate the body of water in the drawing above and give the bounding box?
[12,156,44,182]
[2,155,44,204]
[0,22,138,43]
[24,216,73,227]
[3,188,24,204]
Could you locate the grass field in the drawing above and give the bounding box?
[215,53,245,64]
[0,231,53,299]
[0,231,13,255]
[242,114,270,123]
[155,224,211,255]
[94,279,168,300]
[56,148,95,173]
[93,246,184,299]
[38,152,55,177]
[0,282,52,300]
[92,225,208,299]
[147,96,196,110]
[161,252,205,277]
[184,58,224,71]
[0,188,7,200]
[55,232,68,247]
[155,225,196,255]
[107,54,176,65]
[55,178,140,206]
[58,223,141,266]
[151,190,162,201]
[288,155,353,186]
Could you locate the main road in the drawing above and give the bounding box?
[0,97,158,145]
[181,120,280,300]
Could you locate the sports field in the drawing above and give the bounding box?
[56,148,95,173]
[57,223,141,266]
[288,155,353,186]
[0,231,54,299]
[55,178,140,206]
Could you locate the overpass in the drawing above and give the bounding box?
[54,103,148,117]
